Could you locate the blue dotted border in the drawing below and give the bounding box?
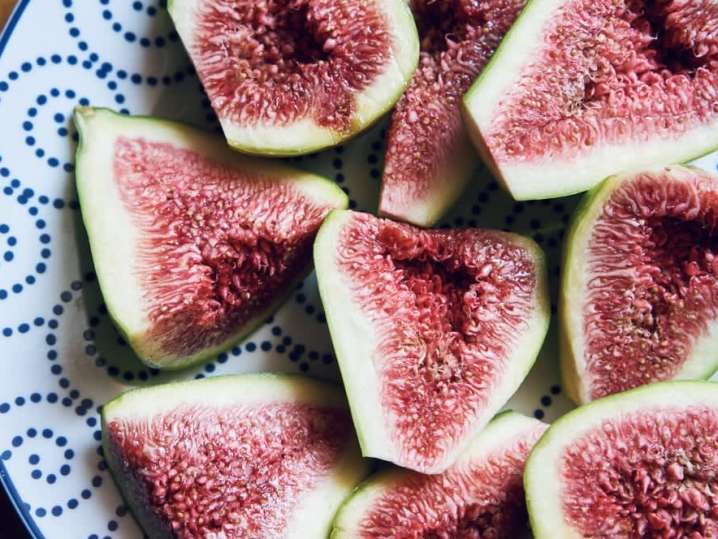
[0,53,127,109]
[0,390,114,522]
[98,0,176,49]
[62,0,193,84]
[0,173,55,311]
[23,87,88,173]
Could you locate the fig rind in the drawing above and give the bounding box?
[379,135,478,228]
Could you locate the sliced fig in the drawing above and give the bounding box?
[379,0,526,226]
[168,0,419,156]
[561,165,718,404]
[102,373,368,538]
[463,0,718,200]
[525,381,718,538]
[314,210,550,473]
[74,107,347,369]
[331,411,547,538]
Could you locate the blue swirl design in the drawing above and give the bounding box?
[61,0,192,83]
[0,179,54,320]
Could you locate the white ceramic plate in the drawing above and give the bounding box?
[0,2,716,538]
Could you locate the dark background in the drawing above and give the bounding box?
[1,486,29,538]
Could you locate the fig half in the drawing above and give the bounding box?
[378,0,527,226]
[103,374,368,538]
[525,381,718,538]
[331,412,547,538]
[74,107,347,369]
[168,0,420,156]
[561,165,718,404]
[314,210,549,473]
[463,0,718,200]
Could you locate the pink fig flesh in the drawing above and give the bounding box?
[113,137,337,361]
[486,0,718,168]
[575,168,718,400]
[562,406,718,537]
[325,211,547,472]
[193,0,392,133]
[358,417,547,538]
[105,402,353,537]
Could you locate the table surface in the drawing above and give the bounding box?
[0,0,12,29]
[2,1,34,536]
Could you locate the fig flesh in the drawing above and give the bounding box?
[378,0,527,226]
[463,0,718,200]
[314,210,549,473]
[331,412,547,538]
[168,0,420,156]
[102,374,368,538]
[525,381,718,538]
[561,165,718,404]
[74,107,347,369]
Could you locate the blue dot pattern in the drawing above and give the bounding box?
[1,1,717,538]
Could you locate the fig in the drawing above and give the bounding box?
[74,107,347,369]
[378,0,527,226]
[168,0,419,156]
[525,381,718,538]
[102,373,368,538]
[463,0,718,200]
[314,210,550,473]
[561,165,718,404]
[331,411,547,538]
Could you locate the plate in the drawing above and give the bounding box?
[0,2,716,538]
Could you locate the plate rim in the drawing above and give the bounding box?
[0,3,48,537]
